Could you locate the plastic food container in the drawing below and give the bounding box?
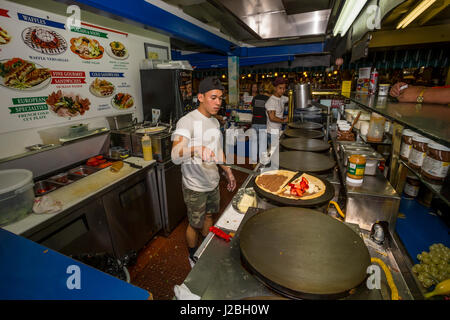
[378,84,390,96]
[421,142,450,183]
[0,169,34,226]
[347,154,366,185]
[400,129,416,161]
[408,135,431,170]
[367,112,386,142]
[404,175,420,199]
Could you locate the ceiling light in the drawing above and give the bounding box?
[396,0,436,29]
[333,0,368,37]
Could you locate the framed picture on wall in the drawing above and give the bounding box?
[144,43,169,60]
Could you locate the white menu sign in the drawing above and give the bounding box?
[0,0,142,134]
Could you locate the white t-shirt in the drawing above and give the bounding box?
[172,109,222,192]
[265,95,288,132]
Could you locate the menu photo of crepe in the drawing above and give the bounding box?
[70,36,104,60]
[106,41,129,60]
[46,90,91,117]
[22,26,67,55]
[0,26,11,45]
[0,57,51,90]
[111,93,134,110]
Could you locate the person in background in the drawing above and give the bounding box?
[389,82,450,104]
[251,81,273,133]
[265,77,288,146]
[171,76,236,267]
[250,83,259,98]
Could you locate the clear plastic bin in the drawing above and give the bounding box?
[0,169,34,226]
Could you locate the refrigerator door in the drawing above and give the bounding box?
[140,69,193,124]
[157,160,187,235]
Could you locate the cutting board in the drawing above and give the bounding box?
[50,164,136,209]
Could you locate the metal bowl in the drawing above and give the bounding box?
[232,187,257,214]
[34,180,62,196]
[68,165,99,177]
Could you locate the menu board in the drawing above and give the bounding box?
[0,1,150,134]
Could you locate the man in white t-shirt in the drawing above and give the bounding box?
[265,77,288,144]
[171,76,236,266]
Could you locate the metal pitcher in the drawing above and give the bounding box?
[294,83,311,109]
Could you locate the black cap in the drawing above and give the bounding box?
[199,76,224,94]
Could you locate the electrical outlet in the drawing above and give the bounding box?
[152,109,160,123]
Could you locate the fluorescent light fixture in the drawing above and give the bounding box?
[333,0,368,37]
[396,0,436,29]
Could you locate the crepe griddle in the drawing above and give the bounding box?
[288,121,323,130]
[253,172,334,207]
[280,138,330,152]
[279,151,336,173]
[239,207,371,299]
[284,128,324,139]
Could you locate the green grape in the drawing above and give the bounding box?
[418,274,425,282]
[437,273,446,282]
[438,263,446,271]
[424,279,433,288]
[432,256,441,265]
[423,257,431,265]
[417,253,423,261]
[422,251,429,257]
[412,265,419,273]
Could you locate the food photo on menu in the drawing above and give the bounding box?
[111,92,134,110]
[70,35,104,60]
[89,78,115,97]
[22,26,67,55]
[0,57,51,90]
[45,90,91,117]
[107,40,128,59]
[0,26,11,44]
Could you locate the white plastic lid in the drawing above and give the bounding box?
[0,169,33,195]
[346,176,363,185]
[412,135,430,144]
[428,142,450,152]
[402,129,416,137]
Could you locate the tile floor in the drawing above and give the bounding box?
[128,162,255,300]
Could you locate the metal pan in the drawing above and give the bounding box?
[279,151,336,173]
[280,138,330,152]
[239,207,371,299]
[288,121,323,130]
[283,128,324,139]
[252,172,334,207]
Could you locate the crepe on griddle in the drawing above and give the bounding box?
[254,170,298,194]
[278,173,325,200]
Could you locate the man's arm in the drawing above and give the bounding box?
[390,82,450,104]
[171,135,217,164]
[267,110,288,123]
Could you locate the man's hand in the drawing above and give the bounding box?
[224,168,236,192]
[389,82,408,97]
[194,146,218,163]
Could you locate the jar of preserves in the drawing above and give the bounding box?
[400,129,416,161]
[404,175,420,199]
[367,112,385,142]
[408,135,430,170]
[421,142,450,183]
[347,154,366,185]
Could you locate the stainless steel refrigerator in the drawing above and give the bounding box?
[140,69,194,124]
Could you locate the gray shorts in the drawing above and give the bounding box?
[182,184,220,229]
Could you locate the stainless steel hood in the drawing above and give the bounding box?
[221,0,331,39]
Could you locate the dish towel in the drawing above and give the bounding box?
[173,284,201,300]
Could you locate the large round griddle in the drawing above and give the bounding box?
[280,137,330,152]
[288,121,323,130]
[284,128,324,139]
[239,207,371,299]
[253,172,334,207]
[279,151,336,173]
